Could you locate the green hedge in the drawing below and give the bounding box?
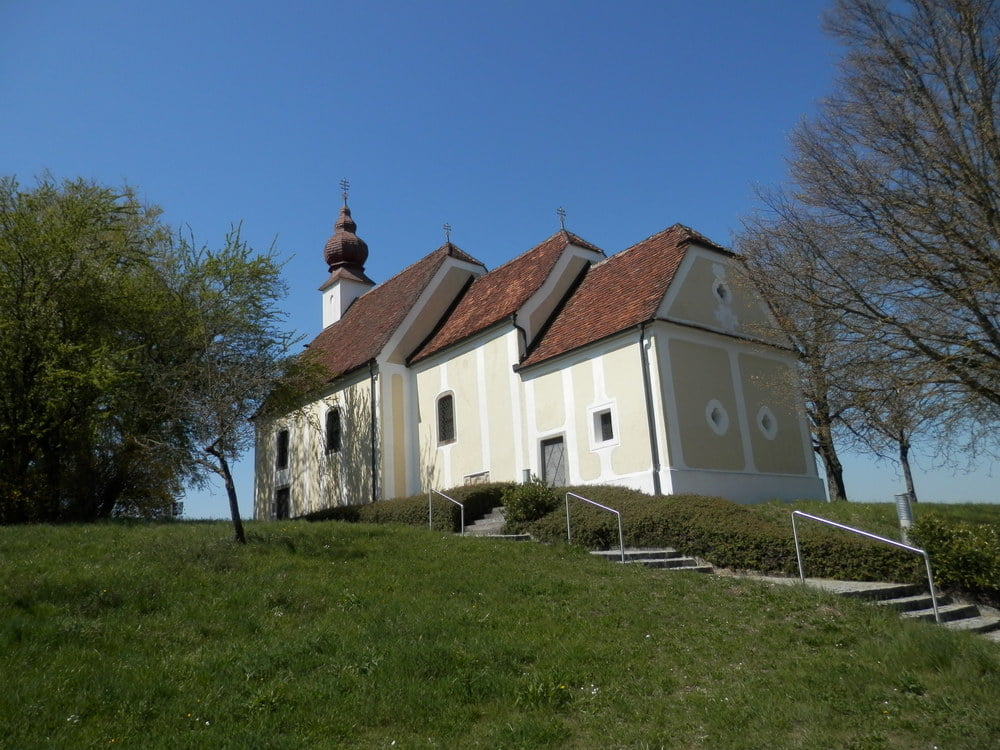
[301,482,511,532]
[910,514,1000,607]
[521,487,923,584]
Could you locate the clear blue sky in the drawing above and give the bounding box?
[2,1,994,517]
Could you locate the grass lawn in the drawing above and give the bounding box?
[2,520,998,748]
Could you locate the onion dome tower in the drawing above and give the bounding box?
[319,180,375,328]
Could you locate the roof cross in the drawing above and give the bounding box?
[339,178,350,205]
[556,206,567,231]
[443,222,452,243]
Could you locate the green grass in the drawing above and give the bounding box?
[2,521,999,749]
[748,500,1000,542]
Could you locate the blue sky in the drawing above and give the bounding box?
[2,1,995,517]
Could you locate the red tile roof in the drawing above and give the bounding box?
[519,224,725,368]
[408,230,603,363]
[306,243,483,379]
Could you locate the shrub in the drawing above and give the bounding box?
[501,478,559,526]
[302,482,511,533]
[524,488,922,583]
[910,514,1000,607]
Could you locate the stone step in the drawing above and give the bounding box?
[834,582,925,601]
[876,592,952,612]
[901,602,982,623]
[590,548,685,562]
[467,533,532,542]
[590,548,713,574]
[941,613,1000,635]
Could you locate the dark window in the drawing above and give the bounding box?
[276,429,289,470]
[599,411,614,442]
[437,394,455,443]
[275,487,290,520]
[326,408,342,453]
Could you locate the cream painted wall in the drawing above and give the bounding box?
[252,373,375,519]
[664,252,783,345]
[522,334,657,490]
[413,327,520,490]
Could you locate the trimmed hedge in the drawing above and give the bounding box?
[301,482,511,533]
[521,487,924,584]
[910,514,1000,607]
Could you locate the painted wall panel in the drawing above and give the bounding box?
[391,373,407,495]
[667,338,744,471]
[532,369,566,433]
[738,353,807,475]
[604,344,651,477]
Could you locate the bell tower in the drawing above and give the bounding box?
[319,180,374,328]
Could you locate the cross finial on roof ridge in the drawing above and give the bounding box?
[556,206,567,231]
[339,178,350,205]
[443,222,452,243]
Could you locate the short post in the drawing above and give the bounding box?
[894,492,914,543]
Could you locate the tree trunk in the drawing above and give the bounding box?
[814,421,848,502]
[898,435,918,504]
[208,447,246,544]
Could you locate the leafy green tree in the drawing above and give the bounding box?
[0,176,183,521]
[160,227,315,543]
[0,176,302,534]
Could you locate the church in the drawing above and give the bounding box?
[252,199,825,520]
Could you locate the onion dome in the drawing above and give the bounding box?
[323,203,369,273]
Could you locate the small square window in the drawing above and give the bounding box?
[592,408,615,446]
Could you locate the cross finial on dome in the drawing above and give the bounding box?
[339,178,350,205]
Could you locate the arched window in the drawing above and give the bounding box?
[275,429,290,469]
[437,393,455,444]
[326,408,342,453]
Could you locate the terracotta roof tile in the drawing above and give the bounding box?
[519,224,723,368]
[409,230,602,363]
[306,243,483,379]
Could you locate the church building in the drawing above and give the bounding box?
[253,199,824,519]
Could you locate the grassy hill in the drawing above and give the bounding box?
[2,520,998,749]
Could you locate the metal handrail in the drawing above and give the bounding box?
[791,511,940,623]
[565,492,625,562]
[428,489,464,535]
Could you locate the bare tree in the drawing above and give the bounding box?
[788,0,1000,412]
[739,197,857,501]
[838,350,954,502]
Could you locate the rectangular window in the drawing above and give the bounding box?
[437,394,455,444]
[275,429,289,470]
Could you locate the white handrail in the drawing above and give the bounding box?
[791,511,940,623]
[565,492,625,562]
[428,489,464,535]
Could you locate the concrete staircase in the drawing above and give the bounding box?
[750,575,1000,641]
[589,547,714,574]
[463,506,531,540]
